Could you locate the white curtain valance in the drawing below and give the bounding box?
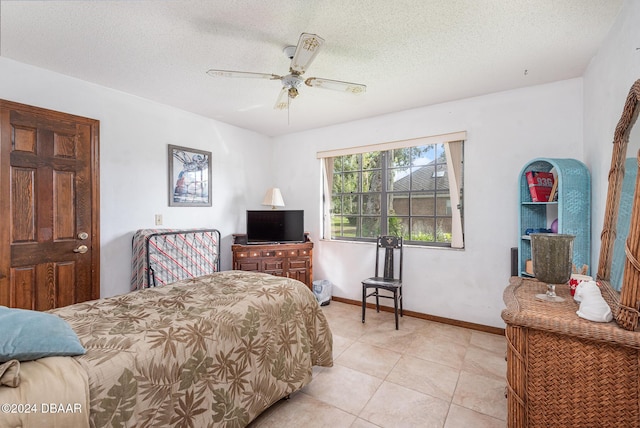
[316,131,467,159]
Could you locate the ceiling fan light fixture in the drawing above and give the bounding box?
[281,74,303,89]
[288,87,299,99]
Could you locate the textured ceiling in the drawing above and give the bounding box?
[0,0,624,136]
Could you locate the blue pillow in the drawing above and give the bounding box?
[0,306,86,363]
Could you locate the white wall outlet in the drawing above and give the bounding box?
[154,214,163,226]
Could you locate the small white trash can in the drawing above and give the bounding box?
[312,280,332,306]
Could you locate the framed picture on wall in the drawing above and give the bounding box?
[168,144,212,207]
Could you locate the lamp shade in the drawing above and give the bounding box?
[262,188,285,209]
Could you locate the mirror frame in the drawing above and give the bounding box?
[598,79,640,331]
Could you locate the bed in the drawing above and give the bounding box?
[1,236,333,427]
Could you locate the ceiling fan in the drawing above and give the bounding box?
[206,33,366,110]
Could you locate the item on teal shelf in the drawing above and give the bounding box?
[550,218,558,233]
[525,228,552,235]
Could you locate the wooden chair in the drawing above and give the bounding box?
[361,235,403,329]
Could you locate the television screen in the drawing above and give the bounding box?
[246,210,304,244]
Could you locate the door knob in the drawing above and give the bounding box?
[73,245,88,254]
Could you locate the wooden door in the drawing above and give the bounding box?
[0,100,100,310]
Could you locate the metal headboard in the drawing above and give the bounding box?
[141,229,221,288]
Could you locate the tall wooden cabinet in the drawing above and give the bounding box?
[232,242,313,289]
[518,158,590,277]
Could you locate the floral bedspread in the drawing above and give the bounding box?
[51,271,333,428]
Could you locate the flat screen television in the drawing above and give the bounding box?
[246,210,305,244]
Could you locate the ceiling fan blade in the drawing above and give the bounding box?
[305,77,366,94]
[274,87,289,110]
[206,69,281,80]
[290,33,325,75]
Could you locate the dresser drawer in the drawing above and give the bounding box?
[234,250,261,258]
[263,259,284,271]
[289,258,310,269]
[235,260,260,271]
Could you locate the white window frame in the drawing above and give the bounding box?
[318,131,466,248]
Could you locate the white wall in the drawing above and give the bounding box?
[583,0,640,272]
[1,0,634,328]
[273,79,583,328]
[0,57,272,298]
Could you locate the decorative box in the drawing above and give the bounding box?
[526,171,555,202]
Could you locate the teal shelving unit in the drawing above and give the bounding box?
[518,158,591,277]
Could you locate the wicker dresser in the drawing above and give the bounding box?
[502,276,640,428]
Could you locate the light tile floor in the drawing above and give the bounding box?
[249,301,507,428]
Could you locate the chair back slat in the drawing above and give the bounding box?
[383,247,394,279]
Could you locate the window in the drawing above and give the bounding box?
[319,133,465,248]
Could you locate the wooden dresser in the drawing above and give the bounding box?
[502,277,640,428]
[231,242,313,289]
